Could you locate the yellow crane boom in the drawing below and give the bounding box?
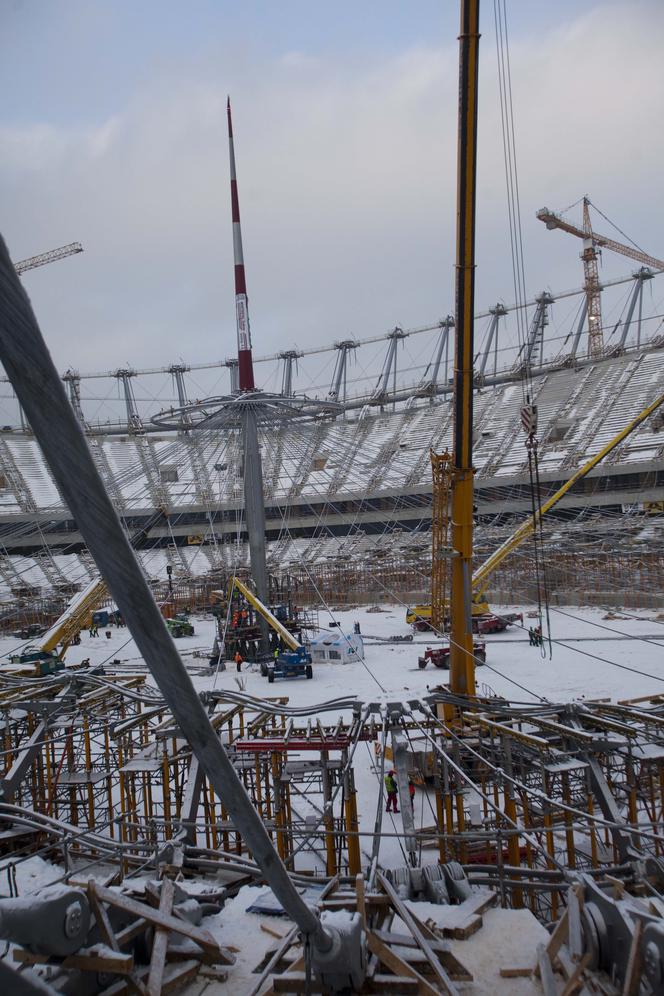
[472,391,664,598]
[407,390,663,627]
[39,506,168,655]
[40,578,108,652]
[230,576,300,651]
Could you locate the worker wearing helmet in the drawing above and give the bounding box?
[385,770,399,813]
[234,650,243,672]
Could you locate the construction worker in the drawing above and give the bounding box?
[385,770,399,813]
[408,778,416,810]
[528,627,535,646]
[234,650,243,673]
[534,625,542,647]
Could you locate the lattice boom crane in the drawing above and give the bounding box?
[13,242,83,276]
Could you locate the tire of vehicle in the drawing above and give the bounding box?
[306,665,313,679]
[268,669,275,684]
[260,662,268,676]
[418,658,427,669]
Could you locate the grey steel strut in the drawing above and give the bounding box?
[0,234,330,952]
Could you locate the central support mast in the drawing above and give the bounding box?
[227,98,255,392]
[449,0,480,697]
[227,99,269,649]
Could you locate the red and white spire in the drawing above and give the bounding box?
[227,97,255,391]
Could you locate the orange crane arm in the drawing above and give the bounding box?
[537,208,588,241]
[537,209,664,271]
[588,235,664,272]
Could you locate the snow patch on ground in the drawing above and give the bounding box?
[2,602,663,991]
[0,854,65,898]
[203,884,297,993]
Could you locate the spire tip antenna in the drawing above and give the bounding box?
[226,98,254,390]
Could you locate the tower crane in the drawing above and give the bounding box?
[537,198,664,357]
[13,242,83,276]
[9,243,84,433]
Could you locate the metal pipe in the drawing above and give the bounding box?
[619,268,653,349]
[242,405,270,652]
[430,316,454,388]
[0,235,328,948]
[570,297,587,357]
[449,0,480,696]
[477,306,504,378]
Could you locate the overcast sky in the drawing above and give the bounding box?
[1,1,663,377]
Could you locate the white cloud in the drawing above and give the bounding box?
[1,1,663,378]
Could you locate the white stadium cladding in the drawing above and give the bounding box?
[0,333,661,601]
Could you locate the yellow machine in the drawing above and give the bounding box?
[408,390,664,630]
[471,391,664,601]
[229,575,300,652]
[405,600,489,628]
[228,576,313,681]
[32,507,168,659]
[39,577,109,654]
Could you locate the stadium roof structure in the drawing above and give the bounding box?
[0,339,659,602]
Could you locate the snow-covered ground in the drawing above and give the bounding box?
[3,600,660,704]
[2,602,663,992]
